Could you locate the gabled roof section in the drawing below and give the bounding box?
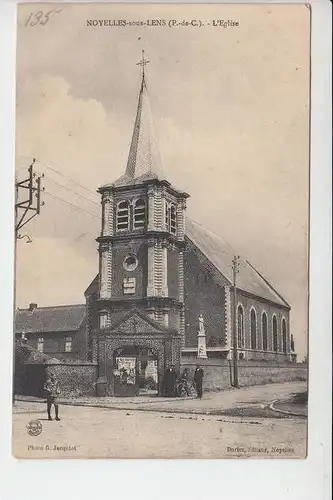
[85,273,99,297]
[15,304,86,334]
[102,69,164,189]
[109,308,175,334]
[186,218,290,308]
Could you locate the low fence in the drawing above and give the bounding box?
[180,357,308,391]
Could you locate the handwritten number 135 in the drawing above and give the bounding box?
[25,10,62,27]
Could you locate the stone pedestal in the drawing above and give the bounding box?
[197,314,208,359]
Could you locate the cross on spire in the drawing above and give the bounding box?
[136,50,150,78]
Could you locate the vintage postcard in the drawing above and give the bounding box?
[12,2,310,459]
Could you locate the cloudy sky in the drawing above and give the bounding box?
[15,3,310,358]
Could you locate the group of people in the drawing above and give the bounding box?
[163,364,204,399]
[43,364,204,421]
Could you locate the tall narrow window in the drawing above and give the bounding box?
[170,204,176,234]
[116,201,130,231]
[282,318,287,354]
[37,337,44,352]
[273,315,278,351]
[250,308,257,350]
[65,336,73,353]
[262,312,268,351]
[133,199,146,229]
[237,305,245,348]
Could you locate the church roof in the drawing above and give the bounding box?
[102,58,164,189]
[186,218,290,308]
[14,304,86,334]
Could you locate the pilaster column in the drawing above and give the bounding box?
[224,285,232,349]
[176,199,186,240]
[147,238,155,296]
[96,329,107,396]
[147,186,155,231]
[161,243,168,297]
[179,306,185,348]
[102,191,114,236]
[161,187,167,231]
[99,241,112,299]
[178,250,184,302]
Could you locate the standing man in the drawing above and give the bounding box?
[170,365,177,397]
[194,365,204,399]
[44,372,61,421]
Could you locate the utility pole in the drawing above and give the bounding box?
[13,159,44,404]
[15,158,44,234]
[232,255,240,388]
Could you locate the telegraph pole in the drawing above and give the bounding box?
[15,158,44,234]
[232,255,240,388]
[13,159,44,404]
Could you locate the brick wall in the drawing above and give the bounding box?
[180,356,307,391]
[168,246,180,299]
[45,361,98,397]
[184,245,228,347]
[23,328,87,362]
[235,291,290,357]
[111,241,147,298]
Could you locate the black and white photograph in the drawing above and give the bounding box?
[12,1,311,459]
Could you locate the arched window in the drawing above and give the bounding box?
[273,315,278,351]
[170,204,177,234]
[165,202,177,234]
[262,312,268,351]
[250,308,257,350]
[237,305,245,348]
[133,199,146,229]
[117,200,130,231]
[282,318,287,354]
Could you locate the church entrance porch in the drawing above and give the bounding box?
[113,346,158,397]
[94,309,182,397]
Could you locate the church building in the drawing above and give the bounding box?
[84,54,292,397]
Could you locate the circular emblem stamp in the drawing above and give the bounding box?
[26,420,42,436]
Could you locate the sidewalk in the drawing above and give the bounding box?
[15,380,307,416]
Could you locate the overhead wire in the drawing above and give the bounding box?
[44,191,101,221]
[16,155,100,199]
[37,171,100,207]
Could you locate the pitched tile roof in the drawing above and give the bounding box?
[14,304,86,334]
[186,218,290,308]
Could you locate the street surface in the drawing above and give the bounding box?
[12,381,307,459]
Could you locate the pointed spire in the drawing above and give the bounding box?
[123,51,163,183]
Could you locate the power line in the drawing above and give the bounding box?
[16,155,100,199]
[38,172,100,207]
[44,191,101,221]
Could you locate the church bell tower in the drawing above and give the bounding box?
[96,52,189,344]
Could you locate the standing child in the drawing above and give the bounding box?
[44,372,61,421]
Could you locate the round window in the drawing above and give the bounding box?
[123,253,138,271]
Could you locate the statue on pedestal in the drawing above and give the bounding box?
[197,314,208,359]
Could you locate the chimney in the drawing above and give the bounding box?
[29,303,38,312]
